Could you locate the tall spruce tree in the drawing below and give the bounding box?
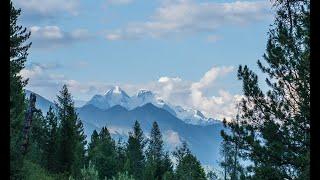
[115,138,127,173]
[173,142,206,180]
[125,120,146,179]
[145,121,170,180]
[10,0,32,178]
[25,110,47,167]
[221,0,310,179]
[88,126,117,179]
[88,130,99,152]
[55,85,86,177]
[44,106,59,173]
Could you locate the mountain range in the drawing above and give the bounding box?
[24,87,226,168]
[86,86,219,126]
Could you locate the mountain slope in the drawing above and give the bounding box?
[85,86,219,125]
[25,89,54,114]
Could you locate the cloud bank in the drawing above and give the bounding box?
[21,63,243,121]
[105,0,272,40]
[29,26,92,49]
[13,0,80,21]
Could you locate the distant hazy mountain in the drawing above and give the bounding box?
[85,86,219,125]
[26,89,225,167]
[25,89,54,114]
[77,103,224,167]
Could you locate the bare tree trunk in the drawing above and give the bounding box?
[21,93,37,155]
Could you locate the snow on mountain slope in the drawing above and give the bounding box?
[86,86,131,110]
[85,86,220,125]
[104,86,131,108]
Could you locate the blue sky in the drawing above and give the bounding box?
[14,0,274,120]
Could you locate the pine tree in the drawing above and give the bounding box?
[88,130,99,154]
[10,0,32,178]
[55,85,86,177]
[115,138,127,173]
[223,0,310,179]
[219,138,234,180]
[162,152,174,179]
[145,121,165,180]
[173,142,206,180]
[88,126,117,179]
[220,107,246,180]
[44,106,59,173]
[25,110,48,167]
[125,120,146,179]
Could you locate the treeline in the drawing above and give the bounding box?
[17,85,208,180]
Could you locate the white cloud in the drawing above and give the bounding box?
[29,26,92,49]
[105,33,122,41]
[13,0,80,20]
[108,125,131,135]
[119,66,242,121]
[22,62,242,121]
[150,66,242,121]
[191,66,233,90]
[104,0,272,40]
[20,63,111,101]
[164,130,182,150]
[31,26,64,39]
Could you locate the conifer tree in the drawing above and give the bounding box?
[44,106,59,172]
[162,152,174,179]
[55,85,86,177]
[115,138,127,173]
[10,0,32,178]
[173,142,206,180]
[222,0,310,179]
[26,110,47,167]
[220,108,246,180]
[89,126,117,179]
[125,120,146,179]
[145,121,167,180]
[88,130,99,153]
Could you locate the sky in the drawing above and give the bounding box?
[13,0,275,121]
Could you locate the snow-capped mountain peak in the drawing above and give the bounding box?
[105,86,129,97]
[86,86,219,125]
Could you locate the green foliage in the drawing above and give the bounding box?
[110,172,135,180]
[25,110,48,166]
[219,115,245,180]
[174,142,206,180]
[10,0,31,178]
[221,0,310,179]
[21,160,55,180]
[88,126,117,179]
[55,85,87,177]
[80,161,100,180]
[115,138,127,173]
[206,170,218,180]
[145,121,169,180]
[44,106,60,172]
[125,121,146,179]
